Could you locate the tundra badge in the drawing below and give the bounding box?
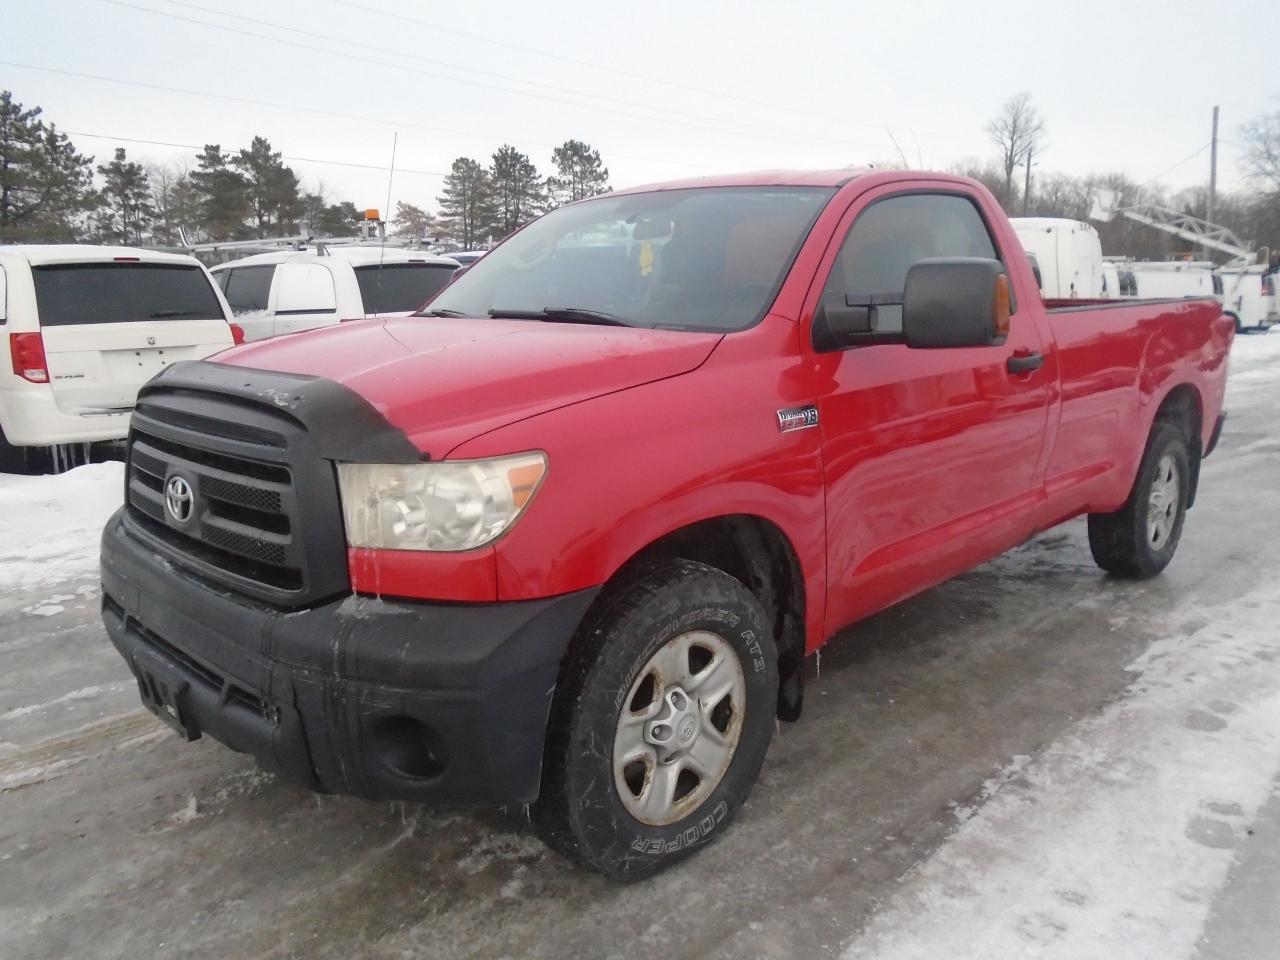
[776,405,819,433]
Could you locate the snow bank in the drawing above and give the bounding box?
[0,462,124,591]
[844,577,1280,960]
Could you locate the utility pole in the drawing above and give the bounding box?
[1208,105,1219,229]
[1023,145,1033,215]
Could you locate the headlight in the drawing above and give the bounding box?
[337,453,546,552]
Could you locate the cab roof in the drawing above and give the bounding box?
[610,168,871,196]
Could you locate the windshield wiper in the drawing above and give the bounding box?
[421,307,469,317]
[148,309,209,319]
[488,307,632,327]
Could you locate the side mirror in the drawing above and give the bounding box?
[811,295,904,352]
[901,258,1010,349]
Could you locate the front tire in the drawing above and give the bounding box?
[1087,421,1190,578]
[533,560,778,880]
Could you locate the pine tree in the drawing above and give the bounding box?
[304,197,359,238]
[95,148,155,245]
[437,157,494,249]
[233,136,301,237]
[548,139,610,207]
[189,144,250,241]
[394,201,437,241]
[0,90,95,242]
[489,145,544,236]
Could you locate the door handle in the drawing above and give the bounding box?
[1007,352,1044,374]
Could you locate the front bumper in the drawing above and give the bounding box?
[101,511,598,804]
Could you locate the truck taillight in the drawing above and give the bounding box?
[229,322,246,345]
[9,332,49,383]
[1263,275,1275,297]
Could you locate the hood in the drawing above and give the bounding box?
[217,316,722,456]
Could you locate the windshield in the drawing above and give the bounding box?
[423,186,835,332]
[33,263,225,325]
[355,262,459,314]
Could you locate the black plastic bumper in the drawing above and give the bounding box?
[100,510,598,805]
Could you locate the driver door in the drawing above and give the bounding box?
[810,186,1052,633]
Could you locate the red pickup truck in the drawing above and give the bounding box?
[101,170,1232,879]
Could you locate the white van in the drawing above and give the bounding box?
[0,245,237,472]
[210,247,461,342]
[1011,217,1105,299]
[1217,265,1278,333]
[1127,261,1220,301]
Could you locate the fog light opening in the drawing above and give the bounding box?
[371,715,445,780]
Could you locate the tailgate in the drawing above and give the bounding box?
[33,261,232,415]
[42,320,232,413]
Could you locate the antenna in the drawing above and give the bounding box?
[375,132,398,318]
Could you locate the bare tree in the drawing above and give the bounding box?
[986,93,1045,202]
[1239,106,1280,248]
[1240,107,1280,193]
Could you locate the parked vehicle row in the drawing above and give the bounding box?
[0,245,239,473]
[1,244,466,471]
[210,247,461,342]
[1011,216,1278,332]
[99,169,1233,879]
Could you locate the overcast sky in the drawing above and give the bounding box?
[4,0,1276,217]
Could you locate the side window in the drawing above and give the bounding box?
[822,193,999,333]
[221,265,276,315]
[213,269,230,293]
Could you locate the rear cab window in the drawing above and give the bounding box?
[355,263,459,314]
[821,193,1001,334]
[31,262,225,325]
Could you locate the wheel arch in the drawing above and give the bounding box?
[573,513,810,722]
[1150,382,1204,507]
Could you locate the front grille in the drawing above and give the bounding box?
[127,427,304,592]
[118,364,372,607]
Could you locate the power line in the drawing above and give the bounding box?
[1136,142,1213,190]
[100,0,888,156]
[65,130,448,178]
[0,60,699,172]
[154,0,874,152]
[327,0,990,149]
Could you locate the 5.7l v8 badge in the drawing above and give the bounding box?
[776,405,819,433]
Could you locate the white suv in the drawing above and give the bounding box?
[210,247,461,342]
[0,245,238,472]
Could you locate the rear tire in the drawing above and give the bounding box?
[533,560,778,881]
[1087,421,1190,578]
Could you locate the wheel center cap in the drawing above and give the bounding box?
[677,715,698,743]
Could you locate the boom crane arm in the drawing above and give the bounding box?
[1089,189,1253,264]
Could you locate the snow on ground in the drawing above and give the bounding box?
[1224,327,1280,399]
[844,586,1280,960]
[0,462,124,592]
[844,328,1280,960]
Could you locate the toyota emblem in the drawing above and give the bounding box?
[164,475,194,523]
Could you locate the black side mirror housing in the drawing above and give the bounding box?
[811,296,906,352]
[901,258,1010,349]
